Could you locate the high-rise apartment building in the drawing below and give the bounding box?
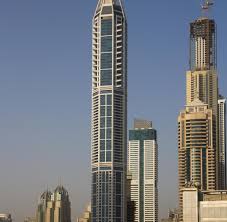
[178,99,215,191]
[36,186,71,222]
[128,119,158,222]
[178,2,226,219]
[218,96,226,189]
[91,0,127,221]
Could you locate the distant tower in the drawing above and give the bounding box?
[91,0,127,221]
[128,119,158,222]
[36,186,71,222]
[37,190,52,222]
[218,96,227,189]
[77,205,91,222]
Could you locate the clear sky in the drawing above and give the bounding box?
[0,0,226,221]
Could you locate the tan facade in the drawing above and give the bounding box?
[77,205,91,222]
[186,70,218,116]
[178,99,216,220]
[37,186,71,222]
[178,13,226,222]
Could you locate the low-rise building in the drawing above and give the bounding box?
[183,186,227,222]
[0,214,12,222]
[24,217,36,222]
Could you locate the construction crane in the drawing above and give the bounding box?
[201,0,214,11]
[201,0,214,17]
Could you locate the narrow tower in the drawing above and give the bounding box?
[91,0,127,221]
[218,96,226,189]
[128,119,158,222]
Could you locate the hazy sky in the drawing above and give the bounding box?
[0,0,227,221]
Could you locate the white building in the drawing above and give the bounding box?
[183,187,227,222]
[218,96,226,189]
[128,119,158,222]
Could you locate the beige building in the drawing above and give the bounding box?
[183,186,227,222]
[161,209,180,222]
[24,217,36,222]
[77,205,91,222]
[177,7,227,220]
[178,99,215,213]
[37,186,71,222]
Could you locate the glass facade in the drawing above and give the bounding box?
[100,18,113,86]
[100,94,112,163]
[92,1,127,222]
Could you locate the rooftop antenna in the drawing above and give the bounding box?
[201,0,214,17]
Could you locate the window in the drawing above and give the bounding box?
[100,117,105,128]
[106,140,111,150]
[106,128,112,139]
[107,95,112,105]
[101,53,112,69]
[100,151,105,162]
[101,70,112,86]
[100,129,105,139]
[100,95,105,105]
[100,140,105,150]
[101,36,112,52]
[107,106,112,116]
[101,19,112,36]
[100,106,105,116]
[107,117,112,127]
[106,151,111,162]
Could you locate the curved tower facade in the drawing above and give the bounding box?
[91,0,127,221]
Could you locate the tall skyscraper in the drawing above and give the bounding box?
[128,119,158,222]
[36,186,71,222]
[91,0,127,221]
[178,1,226,220]
[218,96,226,189]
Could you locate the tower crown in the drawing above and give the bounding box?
[94,0,125,17]
[99,0,122,5]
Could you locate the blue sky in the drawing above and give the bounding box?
[0,0,227,221]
